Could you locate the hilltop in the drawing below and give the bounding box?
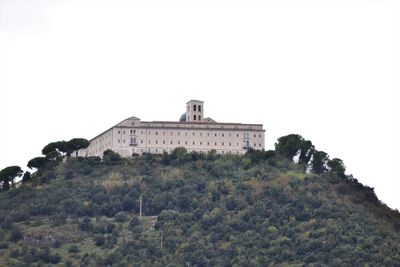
[0,135,400,266]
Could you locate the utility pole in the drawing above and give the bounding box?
[160,230,163,249]
[139,195,143,219]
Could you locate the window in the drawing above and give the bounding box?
[229,143,231,146]
[193,132,195,136]
[141,140,143,144]
[237,134,239,137]
[156,132,158,135]
[222,142,224,146]
[200,142,202,145]
[215,133,217,137]
[207,142,210,145]
[198,105,201,112]
[118,131,120,134]
[156,141,158,144]
[163,141,165,144]
[185,141,188,145]
[198,115,201,120]
[259,134,261,138]
[193,105,197,111]
[171,141,173,144]
[222,134,224,137]
[178,141,180,144]
[254,134,256,137]
[193,141,195,145]
[194,115,197,121]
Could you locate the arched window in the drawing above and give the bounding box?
[198,115,201,121]
[198,105,201,112]
[194,115,197,120]
[193,105,197,111]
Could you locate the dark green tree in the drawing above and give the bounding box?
[103,150,122,165]
[27,157,48,170]
[311,150,329,174]
[275,134,313,164]
[22,171,31,183]
[328,158,346,178]
[42,141,68,155]
[298,140,315,165]
[0,166,22,190]
[66,138,90,157]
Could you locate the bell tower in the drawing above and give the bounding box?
[186,100,204,122]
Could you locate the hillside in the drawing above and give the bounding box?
[0,147,400,266]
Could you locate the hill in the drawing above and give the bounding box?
[0,146,400,266]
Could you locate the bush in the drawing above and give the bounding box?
[128,217,140,231]
[64,171,74,180]
[1,216,13,230]
[68,245,79,253]
[94,234,105,246]
[10,226,23,241]
[115,212,127,223]
[79,217,93,232]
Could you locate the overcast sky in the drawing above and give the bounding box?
[0,0,399,210]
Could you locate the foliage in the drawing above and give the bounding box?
[0,166,22,190]
[0,135,399,266]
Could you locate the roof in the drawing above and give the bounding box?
[186,100,204,104]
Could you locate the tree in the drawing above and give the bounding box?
[298,140,315,166]
[27,157,48,170]
[66,138,90,157]
[275,134,313,165]
[311,151,329,174]
[0,166,22,190]
[328,158,346,178]
[22,171,31,183]
[42,141,68,155]
[103,150,122,165]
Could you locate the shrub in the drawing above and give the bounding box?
[115,212,127,223]
[10,226,23,241]
[68,245,79,253]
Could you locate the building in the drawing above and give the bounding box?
[77,100,265,157]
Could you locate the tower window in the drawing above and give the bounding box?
[198,115,201,121]
[193,105,197,111]
[194,115,197,120]
[198,105,201,112]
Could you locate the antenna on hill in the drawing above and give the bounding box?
[139,195,143,219]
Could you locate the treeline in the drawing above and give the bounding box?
[0,138,89,190]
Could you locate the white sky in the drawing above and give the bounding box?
[0,0,399,210]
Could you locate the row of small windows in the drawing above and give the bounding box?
[118,139,262,147]
[136,149,238,155]
[119,130,262,138]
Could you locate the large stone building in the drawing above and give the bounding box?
[78,100,265,157]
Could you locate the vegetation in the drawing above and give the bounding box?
[0,135,399,266]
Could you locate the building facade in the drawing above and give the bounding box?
[78,100,265,157]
